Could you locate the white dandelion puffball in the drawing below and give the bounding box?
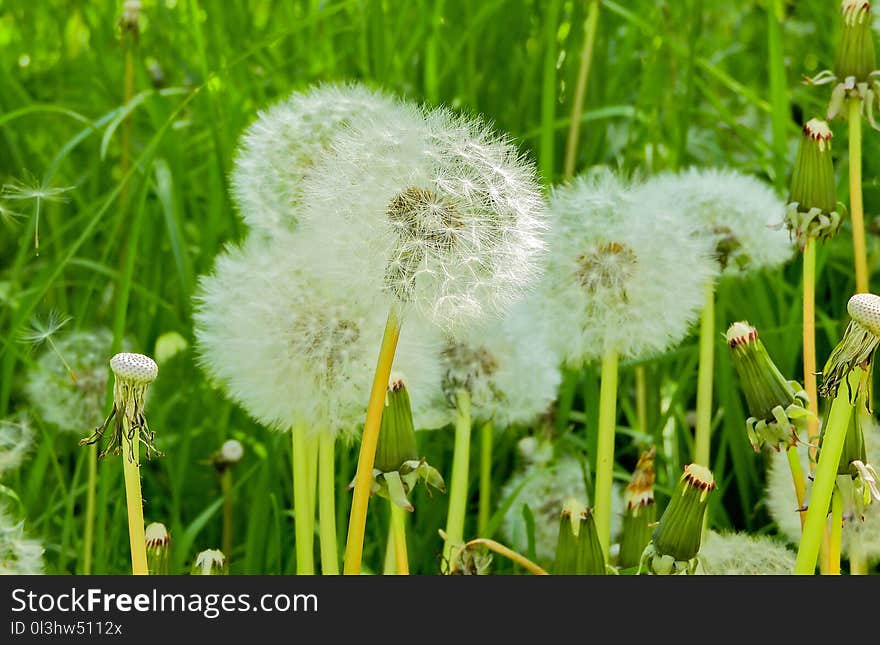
[194,233,443,439]
[767,427,880,562]
[539,168,717,364]
[0,416,34,477]
[631,167,793,277]
[231,82,398,236]
[419,300,561,429]
[500,454,622,563]
[697,531,795,574]
[0,505,44,575]
[293,100,547,332]
[24,329,113,433]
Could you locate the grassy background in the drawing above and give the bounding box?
[0,0,876,574]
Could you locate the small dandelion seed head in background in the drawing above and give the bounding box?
[632,167,793,277]
[231,82,399,237]
[538,167,717,364]
[421,299,561,428]
[500,453,622,563]
[0,415,35,477]
[193,233,443,441]
[767,423,880,561]
[697,531,796,574]
[0,505,44,575]
[24,329,115,434]
[294,98,547,332]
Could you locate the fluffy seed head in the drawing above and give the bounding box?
[220,439,244,464]
[0,416,34,477]
[194,233,442,439]
[294,100,547,331]
[24,329,114,434]
[231,83,399,236]
[0,505,44,575]
[538,168,717,363]
[632,168,793,277]
[848,293,880,336]
[110,353,157,384]
[697,531,796,575]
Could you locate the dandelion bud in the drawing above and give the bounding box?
[835,1,876,84]
[145,522,170,575]
[118,0,141,40]
[618,448,657,569]
[552,499,606,575]
[191,549,226,575]
[212,439,244,472]
[79,353,161,461]
[365,379,445,511]
[641,464,715,575]
[785,119,841,246]
[819,293,880,398]
[726,321,810,451]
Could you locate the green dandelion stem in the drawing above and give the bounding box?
[594,348,619,560]
[786,444,807,530]
[477,419,493,537]
[318,433,339,575]
[443,389,472,563]
[694,281,715,467]
[221,466,233,560]
[121,416,148,575]
[82,443,97,575]
[850,537,868,575]
[828,483,843,574]
[848,98,869,292]
[390,502,409,575]
[794,367,863,574]
[803,237,820,469]
[291,422,315,574]
[563,0,600,179]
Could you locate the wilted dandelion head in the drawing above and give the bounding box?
[500,454,622,563]
[423,301,561,427]
[192,549,226,575]
[632,167,793,277]
[539,168,717,364]
[0,415,34,477]
[0,505,44,575]
[231,83,398,236]
[194,233,442,440]
[24,328,114,433]
[294,100,546,332]
[697,531,795,575]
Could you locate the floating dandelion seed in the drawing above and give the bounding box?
[0,201,23,226]
[231,82,400,237]
[0,416,35,477]
[0,504,44,575]
[3,173,75,252]
[20,311,76,384]
[294,101,546,332]
[697,531,796,575]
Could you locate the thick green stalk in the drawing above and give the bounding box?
[82,443,97,574]
[563,0,600,179]
[850,537,868,575]
[635,365,648,436]
[803,238,820,468]
[539,0,562,180]
[785,445,807,530]
[343,308,401,574]
[477,420,494,536]
[694,282,715,467]
[766,0,789,192]
[594,349,619,560]
[390,503,409,575]
[291,423,314,574]
[121,416,147,576]
[318,433,339,575]
[849,98,868,292]
[794,368,862,574]
[442,390,472,563]
[828,485,843,575]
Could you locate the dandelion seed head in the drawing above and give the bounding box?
[110,353,158,384]
[219,439,244,464]
[632,167,793,277]
[539,168,717,364]
[697,531,796,574]
[231,82,399,236]
[25,329,114,434]
[0,505,44,575]
[0,415,34,477]
[848,293,880,336]
[194,233,443,440]
[294,101,546,332]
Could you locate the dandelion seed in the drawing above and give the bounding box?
[3,173,75,253]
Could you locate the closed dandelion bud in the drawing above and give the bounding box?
[726,321,810,451]
[618,448,657,569]
[145,522,170,575]
[785,119,841,245]
[552,499,606,575]
[365,378,445,511]
[641,464,715,575]
[819,293,880,398]
[835,1,876,84]
[79,353,161,461]
[192,549,226,575]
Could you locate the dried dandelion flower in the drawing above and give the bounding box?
[618,448,657,569]
[231,83,398,236]
[632,167,793,277]
[697,531,795,575]
[191,549,226,575]
[194,233,442,439]
[819,293,880,398]
[293,101,546,331]
[539,168,716,363]
[552,499,606,575]
[145,522,170,575]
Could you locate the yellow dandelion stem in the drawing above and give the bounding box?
[121,416,148,576]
